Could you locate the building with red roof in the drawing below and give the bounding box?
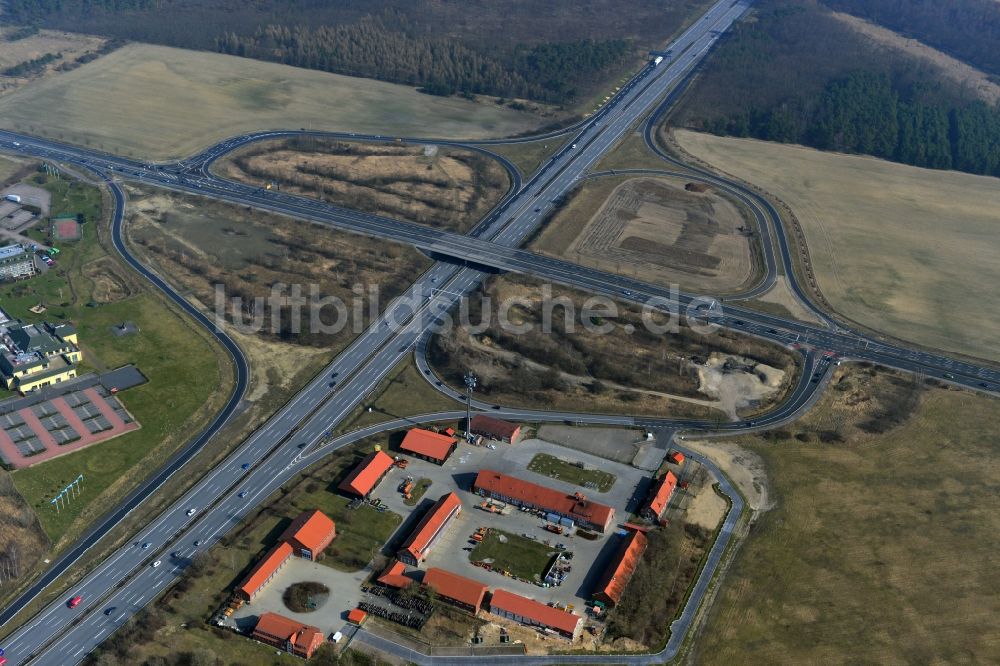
[236,542,293,602]
[279,509,336,561]
[470,415,522,443]
[398,492,462,566]
[338,450,395,497]
[473,470,615,532]
[347,609,369,626]
[592,529,648,608]
[668,450,686,465]
[423,568,488,614]
[377,560,414,589]
[253,612,325,658]
[488,589,583,640]
[400,428,457,465]
[643,470,678,524]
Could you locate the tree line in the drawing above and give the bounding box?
[676,0,1000,178]
[215,15,631,103]
[5,0,636,105]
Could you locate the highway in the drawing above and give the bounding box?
[0,0,996,661]
[0,1,758,661]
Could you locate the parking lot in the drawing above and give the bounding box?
[369,434,655,610]
[229,556,368,635]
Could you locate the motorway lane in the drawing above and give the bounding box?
[26,339,827,665]
[3,2,760,660]
[0,179,251,630]
[0,257,479,663]
[7,0,993,660]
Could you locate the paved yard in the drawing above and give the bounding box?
[363,435,657,611]
[535,424,647,463]
[231,555,368,633]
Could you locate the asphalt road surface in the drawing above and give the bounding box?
[0,0,995,662]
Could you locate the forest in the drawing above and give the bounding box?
[823,0,1000,78]
[2,0,711,105]
[215,16,631,103]
[673,0,1000,177]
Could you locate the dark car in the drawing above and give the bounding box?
[104,607,116,616]
[734,320,745,326]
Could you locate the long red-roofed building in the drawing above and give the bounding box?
[592,529,648,607]
[236,542,292,602]
[398,492,462,565]
[470,414,522,443]
[473,470,615,532]
[400,428,457,464]
[253,612,324,658]
[423,568,488,614]
[643,470,678,523]
[338,450,395,497]
[489,589,583,640]
[279,509,336,560]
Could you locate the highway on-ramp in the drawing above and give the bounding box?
[0,0,996,662]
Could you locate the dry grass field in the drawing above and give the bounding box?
[0,30,106,96]
[125,184,430,364]
[675,129,1000,362]
[429,275,799,420]
[694,364,1000,663]
[531,176,756,294]
[0,43,544,160]
[217,137,510,233]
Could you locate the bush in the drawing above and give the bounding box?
[283,581,330,612]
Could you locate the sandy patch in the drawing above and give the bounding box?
[696,353,785,419]
[685,480,729,530]
[677,438,771,513]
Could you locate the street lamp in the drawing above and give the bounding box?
[464,371,477,438]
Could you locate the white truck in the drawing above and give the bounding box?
[3,194,21,204]
[653,55,664,66]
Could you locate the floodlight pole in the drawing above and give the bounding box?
[464,371,477,439]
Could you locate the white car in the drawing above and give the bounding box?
[151,560,161,568]
[186,508,196,516]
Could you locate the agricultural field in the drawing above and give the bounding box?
[674,129,1000,362]
[0,29,106,96]
[692,364,1000,663]
[0,43,545,160]
[531,175,758,294]
[216,137,511,233]
[429,275,798,420]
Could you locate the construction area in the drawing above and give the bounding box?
[531,176,757,294]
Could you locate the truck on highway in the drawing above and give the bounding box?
[3,194,21,204]
[653,56,664,66]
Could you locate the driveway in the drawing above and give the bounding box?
[231,555,369,632]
